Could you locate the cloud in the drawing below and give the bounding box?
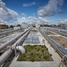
[59,19,67,23]
[37,0,64,17]
[58,0,64,6]
[22,2,36,7]
[18,16,37,24]
[57,9,64,14]
[22,13,26,16]
[28,16,38,24]
[18,17,28,24]
[0,0,18,23]
[18,16,49,24]
[38,17,49,24]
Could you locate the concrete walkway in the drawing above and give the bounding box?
[9,31,61,67]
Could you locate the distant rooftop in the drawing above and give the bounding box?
[0,22,6,25]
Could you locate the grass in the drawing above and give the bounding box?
[32,30,38,32]
[51,36,61,41]
[50,36,67,48]
[17,45,53,62]
[45,31,54,35]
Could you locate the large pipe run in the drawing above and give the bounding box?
[0,28,13,33]
[38,28,67,61]
[0,29,31,66]
[0,28,31,50]
[0,28,20,36]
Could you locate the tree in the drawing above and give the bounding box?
[17,24,21,27]
[10,25,14,28]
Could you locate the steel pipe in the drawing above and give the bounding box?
[0,29,31,66]
[0,28,31,50]
[16,46,25,54]
[38,28,67,60]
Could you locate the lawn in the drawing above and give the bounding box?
[17,45,53,62]
[32,30,38,32]
[50,36,67,48]
[45,31,55,35]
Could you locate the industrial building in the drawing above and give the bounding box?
[0,22,6,29]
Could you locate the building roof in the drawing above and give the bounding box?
[0,22,6,25]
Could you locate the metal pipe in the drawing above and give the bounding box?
[0,28,13,34]
[0,28,31,50]
[0,29,31,66]
[0,49,13,65]
[38,28,67,59]
[16,46,25,54]
[0,29,20,39]
[0,29,19,35]
[45,27,67,37]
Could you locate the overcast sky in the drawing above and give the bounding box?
[0,0,67,25]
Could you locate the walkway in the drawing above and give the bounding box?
[9,31,61,67]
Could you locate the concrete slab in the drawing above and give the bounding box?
[9,31,61,67]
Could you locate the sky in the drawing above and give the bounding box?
[0,0,67,25]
